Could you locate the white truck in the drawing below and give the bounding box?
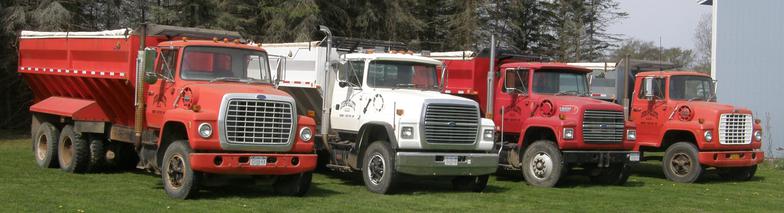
[262,27,498,194]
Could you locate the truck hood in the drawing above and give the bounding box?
[180,82,292,113]
[373,88,479,122]
[673,101,754,124]
[539,95,623,112]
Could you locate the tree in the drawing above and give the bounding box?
[693,13,711,74]
[610,39,695,69]
[550,0,626,61]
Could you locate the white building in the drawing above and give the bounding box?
[700,0,783,157]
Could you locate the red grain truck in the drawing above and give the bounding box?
[19,24,317,199]
[426,48,639,187]
[614,59,764,183]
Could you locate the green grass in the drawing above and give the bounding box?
[1,133,783,212]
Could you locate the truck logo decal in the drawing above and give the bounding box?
[256,95,267,100]
[448,121,457,127]
[600,124,608,128]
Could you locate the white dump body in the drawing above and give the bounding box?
[264,42,339,89]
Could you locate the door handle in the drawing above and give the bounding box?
[632,107,642,112]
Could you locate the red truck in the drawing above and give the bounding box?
[614,59,764,183]
[427,48,639,187]
[19,24,317,199]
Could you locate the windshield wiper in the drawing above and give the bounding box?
[209,77,242,83]
[554,90,579,96]
[395,83,417,88]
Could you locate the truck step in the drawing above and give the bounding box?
[326,164,353,172]
[498,164,520,171]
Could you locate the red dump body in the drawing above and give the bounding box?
[19,33,161,126]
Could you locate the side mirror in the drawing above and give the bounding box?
[142,48,158,84]
[338,81,348,88]
[144,72,158,84]
[643,77,654,100]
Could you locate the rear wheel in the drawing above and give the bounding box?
[33,122,59,168]
[274,172,313,196]
[663,142,703,183]
[87,137,107,172]
[58,125,90,173]
[589,163,631,185]
[452,175,489,192]
[521,140,564,187]
[718,165,757,181]
[362,141,399,194]
[162,140,199,199]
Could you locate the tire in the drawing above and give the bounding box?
[58,125,90,173]
[33,122,59,168]
[362,141,399,194]
[521,140,565,187]
[87,137,107,172]
[161,140,199,199]
[452,175,490,192]
[662,142,703,183]
[274,172,313,196]
[718,165,757,181]
[589,163,631,185]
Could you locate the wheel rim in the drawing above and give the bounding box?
[36,134,48,160]
[60,137,73,166]
[529,152,553,180]
[166,154,186,189]
[367,153,385,185]
[670,153,693,177]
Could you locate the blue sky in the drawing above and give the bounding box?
[608,0,712,49]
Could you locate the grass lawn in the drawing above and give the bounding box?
[1,132,782,212]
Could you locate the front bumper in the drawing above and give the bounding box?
[190,153,317,175]
[395,152,499,176]
[562,151,640,164]
[698,150,764,167]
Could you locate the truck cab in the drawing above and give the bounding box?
[627,71,763,182]
[263,33,498,194]
[429,50,638,187]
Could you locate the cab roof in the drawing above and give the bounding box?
[158,40,266,52]
[637,71,711,78]
[499,62,591,73]
[343,53,442,65]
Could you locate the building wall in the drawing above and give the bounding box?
[713,0,784,157]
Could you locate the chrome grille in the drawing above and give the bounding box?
[224,99,294,145]
[719,113,753,145]
[423,104,479,144]
[582,110,625,144]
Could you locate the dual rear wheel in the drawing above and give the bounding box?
[33,123,90,173]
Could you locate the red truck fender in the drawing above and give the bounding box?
[30,96,109,122]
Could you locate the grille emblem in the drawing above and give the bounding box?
[599,124,608,128]
[448,121,457,127]
[256,95,267,100]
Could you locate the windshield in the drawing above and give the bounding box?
[532,70,589,96]
[669,75,715,101]
[180,46,271,83]
[367,60,438,90]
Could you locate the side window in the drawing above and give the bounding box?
[339,61,365,87]
[504,69,528,93]
[155,49,178,80]
[638,77,665,99]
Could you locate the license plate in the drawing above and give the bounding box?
[730,154,740,160]
[629,152,640,162]
[444,156,459,166]
[250,156,267,166]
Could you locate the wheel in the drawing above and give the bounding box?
[663,142,703,183]
[274,172,313,196]
[718,165,757,181]
[521,140,564,187]
[161,140,199,199]
[362,141,399,194]
[452,175,490,192]
[87,137,106,172]
[589,163,631,185]
[58,125,90,173]
[33,122,59,168]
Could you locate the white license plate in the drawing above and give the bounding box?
[250,156,267,166]
[444,156,459,166]
[629,153,640,162]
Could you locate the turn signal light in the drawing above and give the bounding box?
[307,110,316,118]
[396,109,404,116]
[191,104,202,112]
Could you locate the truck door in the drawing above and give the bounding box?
[145,48,179,128]
[495,68,530,135]
[330,60,366,132]
[630,76,667,144]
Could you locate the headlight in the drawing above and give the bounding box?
[299,127,313,142]
[483,129,494,141]
[198,123,213,138]
[401,126,414,139]
[626,129,637,141]
[754,130,762,142]
[563,128,574,140]
[704,130,713,142]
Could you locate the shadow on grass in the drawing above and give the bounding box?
[631,161,768,184]
[494,167,648,188]
[149,175,341,199]
[316,169,512,194]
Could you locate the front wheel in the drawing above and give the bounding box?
[718,165,757,181]
[589,163,631,185]
[274,172,313,196]
[663,142,703,183]
[521,140,564,187]
[362,141,399,194]
[161,140,199,199]
[452,175,489,192]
